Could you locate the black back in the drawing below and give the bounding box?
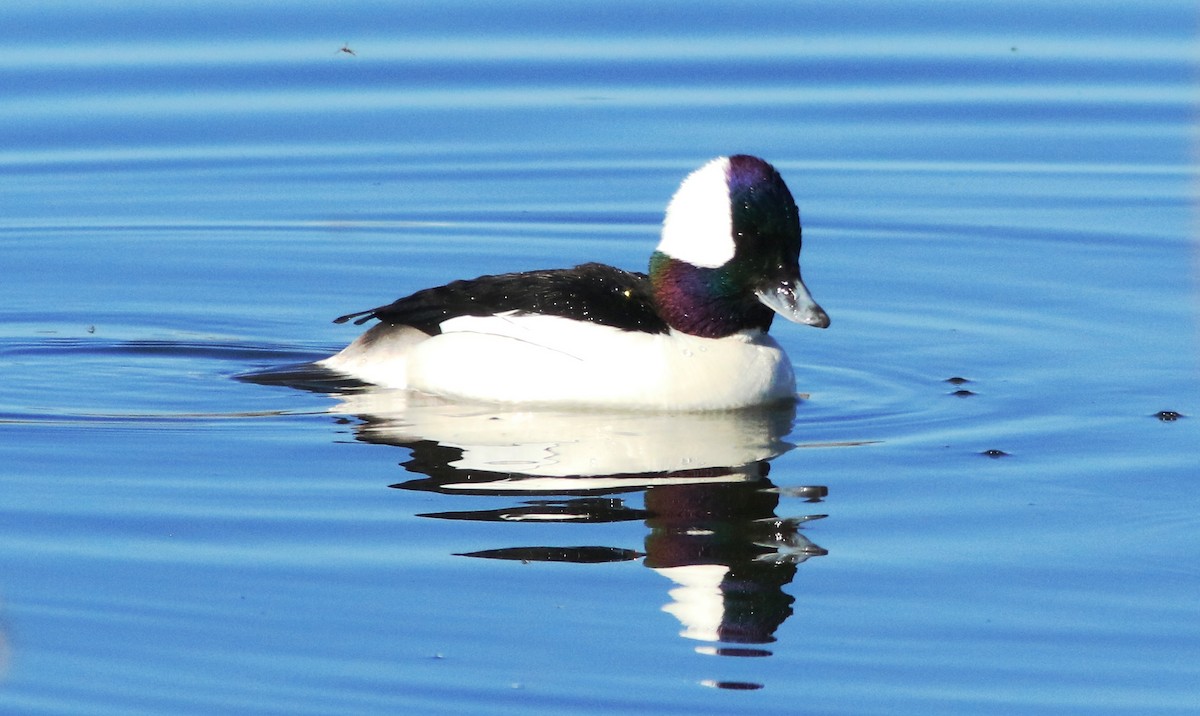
[334,262,669,335]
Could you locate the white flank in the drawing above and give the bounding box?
[321,312,797,410]
[404,314,795,410]
[657,156,735,269]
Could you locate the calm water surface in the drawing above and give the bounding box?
[1,2,1198,714]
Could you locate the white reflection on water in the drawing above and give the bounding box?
[333,387,798,476]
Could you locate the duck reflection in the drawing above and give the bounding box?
[644,480,826,649]
[328,387,828,655]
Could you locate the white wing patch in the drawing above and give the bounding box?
[657,156,734,269]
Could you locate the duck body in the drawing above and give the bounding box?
[319,155,829,411]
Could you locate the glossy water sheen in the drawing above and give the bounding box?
[1,1,1198,714]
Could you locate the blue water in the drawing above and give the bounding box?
[1,1,1198,714]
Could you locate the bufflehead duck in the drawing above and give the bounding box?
[319,155,829,410]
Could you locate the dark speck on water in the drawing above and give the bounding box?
[704,681,765,691]
[711,647,773,658]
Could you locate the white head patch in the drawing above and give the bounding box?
[657,157,735,269]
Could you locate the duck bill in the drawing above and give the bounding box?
[755,277,830,328]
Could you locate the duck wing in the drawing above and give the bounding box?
[333,262,668,335]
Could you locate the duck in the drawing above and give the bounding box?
[318,155,829,410]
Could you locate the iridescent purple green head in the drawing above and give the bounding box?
[650,155,829,338]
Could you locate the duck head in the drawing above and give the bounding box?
[650,155,830,338]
